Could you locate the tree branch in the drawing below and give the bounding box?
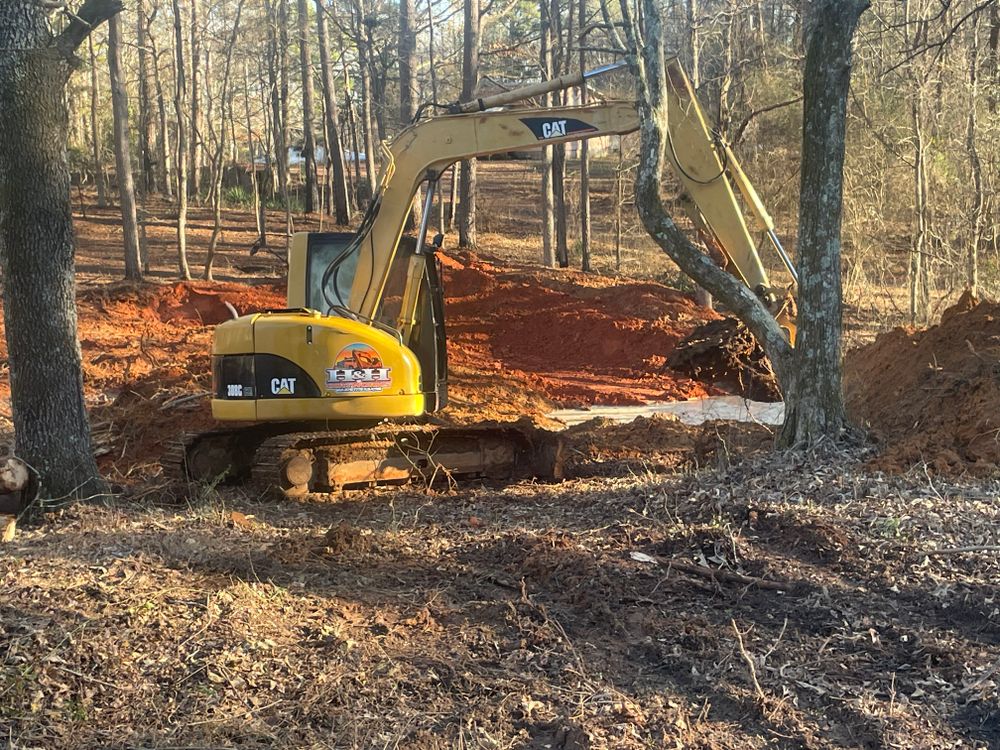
[732,95,803,146]
[54,0,123,59]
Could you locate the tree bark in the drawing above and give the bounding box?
[966,15,983,296]
[777,0,869,447]
[172,0,192,279]
[188,0,203,200]
[136,0,156,194]
[205,0,245,280]
[551,0,567,266]
[107,13,143,281]
[88,35,108,208]
[578,0,591,272]
[458,0,480,248]
[353,0,377,189]
[297,0,320,213]
[398,0,416,127]
[151,32,174,198]
[315,0,351,223]
[0,0,118,501]
[266,0,292,237]
[540,0,555,266]
[242,62,266,249]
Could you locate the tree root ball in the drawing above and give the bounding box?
[666,318,782,402]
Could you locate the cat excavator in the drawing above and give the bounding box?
[181,59,797,495]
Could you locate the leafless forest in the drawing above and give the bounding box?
[71,0,1000,325]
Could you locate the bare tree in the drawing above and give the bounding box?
[205,0,246,280]
[172,0,192,279]
[458,0,480,248]
[188,0,203,200]
[298,0,320,213]
[149,27,173,199]
[540,0,556,266]
[778,0,870,445]
[0,0,121,500]
[107,12,143,281]
[578,0,592,272]
[315,0,351,224]
[265,0,293,237]
[966,14,984,295]
[136,0,157,193]
[88,34,108,208]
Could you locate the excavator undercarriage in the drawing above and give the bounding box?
[177,421,565,497]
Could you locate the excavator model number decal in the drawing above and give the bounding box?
[326,343,392,393]
[519,117,599,141]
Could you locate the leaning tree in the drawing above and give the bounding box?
[0,0,122,501]
[618,0,869,446]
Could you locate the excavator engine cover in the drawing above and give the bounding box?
[211,308,425,422]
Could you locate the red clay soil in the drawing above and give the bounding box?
[441,250,720,419]
[80,282,286,480]
[845,291,1000,474]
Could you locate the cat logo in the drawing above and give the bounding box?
[271,377,296,396]
[541,120,568,138]
[519,116,599,141]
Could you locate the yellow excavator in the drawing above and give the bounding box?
[182,59,797,495]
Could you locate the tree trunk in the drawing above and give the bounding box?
[316,0,351,224]
[0,0,117,501]
[398,0,416,127]
[266,0,292,237]
[777,0,869,447]
[909,91,929,326]
[297,0,320,213]
[339,36,362,196]
[151,33,174,199]
[108,13,143,282]
[88,35,108,208]
[136,0,156,194]
[354,0,377,189]
[205,0,246,280]
[689,0,713,310]
[578,0,591,272]
[188,0,203,200]
[398,0,421,227]
[540,0,555,266]
[243,62,266,249]
[427,0,445,232]
[551,0,567,266]
[967,15,983,296]
[458,0,479,248]
[172,0,192,279]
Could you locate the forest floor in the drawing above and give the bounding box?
[1,176,998,748]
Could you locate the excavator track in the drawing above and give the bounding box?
[171,421,566,497]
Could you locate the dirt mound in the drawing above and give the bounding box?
[845,293,1000,474]
[441,250,722,410]
[79,280,286,327]
[667,317,782,402]
[151,282,286,325]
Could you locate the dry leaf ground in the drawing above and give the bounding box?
[2,445,997,749]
